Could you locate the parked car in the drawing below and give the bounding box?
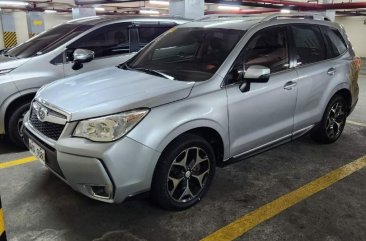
[23,13,359,210]
[0,16,187,146]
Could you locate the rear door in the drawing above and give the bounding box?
[135,21,177,50]
[291,24,339,133]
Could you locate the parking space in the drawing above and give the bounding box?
[0,73,365,240]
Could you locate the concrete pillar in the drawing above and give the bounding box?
[169,0,204,19]
[72,7,96,19]
[1,13,17,48]
[13,12,29,44]
[321,0,335,21]
[27,12,45,38]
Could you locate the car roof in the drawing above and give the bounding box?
[178,13,339,31]
[67,15,189,26]
[181,16,263,31]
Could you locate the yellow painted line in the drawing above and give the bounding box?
[347,120,366,127]
[0,209,4,236]
[201,155,366,241]
[0,156,36,169]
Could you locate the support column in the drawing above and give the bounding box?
[169,0,204,19]
[0,13,17,48]
[72,7,96,19]
[321,0,335,21]
[27,12,45,38]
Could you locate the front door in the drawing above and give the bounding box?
[63,22,135,76]
[226,26,298,156]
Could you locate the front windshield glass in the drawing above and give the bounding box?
[128,27,245,82]
[6,24,92,58]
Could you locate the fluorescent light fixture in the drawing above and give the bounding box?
[140,9,160,15]
[94,7,105,11]
[280,9,291,13]
[218,5,240,11]
[149,0,169,6]
[0,1,29,6]
[44,9,57,13]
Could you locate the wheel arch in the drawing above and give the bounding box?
[154,121,229,167]
[2,90,37,133]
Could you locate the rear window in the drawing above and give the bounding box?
[138,26,175,47]
[323,27,348,58]
[291,25,326,66]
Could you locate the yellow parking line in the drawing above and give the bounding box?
[201,155,366,241]
[347,120,366,127]
[0,208,4,237]
[0,156,36,169]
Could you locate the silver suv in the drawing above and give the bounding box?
[0,16,186,146]
[23,13,360,210]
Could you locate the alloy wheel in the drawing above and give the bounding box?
[325,101,346,139]
[167,147,211,203]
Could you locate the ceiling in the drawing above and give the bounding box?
[0,0,365,16]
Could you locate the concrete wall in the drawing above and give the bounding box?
[13,11,29,45]
[44,13,72,30]
[0,12,72,49]
[336,16,366,57]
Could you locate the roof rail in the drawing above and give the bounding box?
[199,14,252,20]
[261,13,331,22]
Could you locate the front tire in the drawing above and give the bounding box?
[151,133,216,210]
[311,95,347,144]
[7,102,30,147]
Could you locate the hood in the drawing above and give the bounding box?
[0,55,30,70]
[37,67,195,121]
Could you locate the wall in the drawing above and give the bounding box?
[44,13,72,30]
[13,11,29,45]
[336,16,366,57]
[0,11,72,49]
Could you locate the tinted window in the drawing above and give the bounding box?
[138,26,174,47]
[128,28,244,82]
[291,25,326,65]
[69,23,130,58]
[323,27,347,58]
[243,27,289,73]
[5,24,92,58]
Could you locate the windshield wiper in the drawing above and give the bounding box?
[134,68,175,80]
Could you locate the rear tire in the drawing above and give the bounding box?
[151,133,216,210]
[7,102,30,147]
[311,95,347,144]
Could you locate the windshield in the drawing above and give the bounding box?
[127,27,245,82]
[5,23,92,58]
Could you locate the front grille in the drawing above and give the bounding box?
[30,110,65,141]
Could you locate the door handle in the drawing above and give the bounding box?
[283,81,297,90]
[327,68,336,76]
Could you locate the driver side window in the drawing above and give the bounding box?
[67,23,130,60]
[227,26,289,85]
[243,27,289,73]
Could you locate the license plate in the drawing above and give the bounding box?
[29,139,46,165]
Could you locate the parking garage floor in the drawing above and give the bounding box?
[1,69,366,241]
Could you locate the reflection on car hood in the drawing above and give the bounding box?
[0,55,30,69]
[38,67,195,121]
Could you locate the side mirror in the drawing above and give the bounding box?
[72,49,95,71]
[244,65,270,82]
[239,65,270,92]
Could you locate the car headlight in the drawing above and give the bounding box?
[73,109,149,142]
[0,68,14,74]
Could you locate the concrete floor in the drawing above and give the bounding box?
[1,72,366,241]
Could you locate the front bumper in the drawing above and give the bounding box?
[23,113,161,203]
